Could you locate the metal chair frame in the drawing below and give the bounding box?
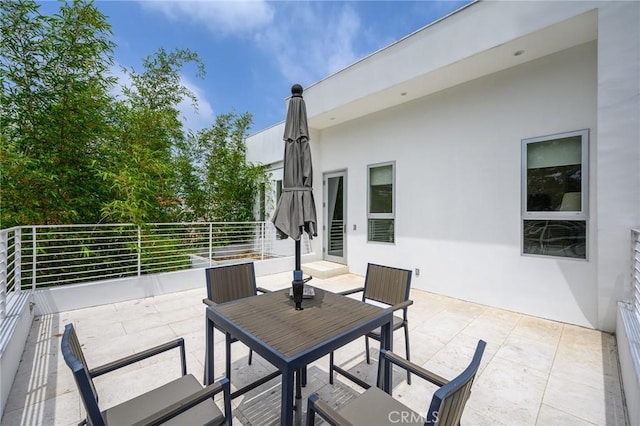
[309,340,487,426]
[203,262,282,396]
[203,262,270,366]
[330,263,413,385]
[61,323,232,426]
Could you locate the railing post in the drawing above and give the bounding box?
[0,230,7,320]
[261,222,265,261]
[0,221,281,291]
[137,226,142,277]
[632,229,640,319]
[14,227,21,292]
[32,226,37,290]
[209,223,213,266]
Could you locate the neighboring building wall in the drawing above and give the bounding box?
[246,122,286,166]
[319,42,598,328]
[247,125,324,260]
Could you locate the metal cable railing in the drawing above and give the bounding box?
[0,222,310,319]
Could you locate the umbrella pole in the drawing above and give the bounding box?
[295,240,301,271]
[292,240,304,310]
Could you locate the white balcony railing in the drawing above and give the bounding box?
[0,222,310,319]
[632,229,640,319]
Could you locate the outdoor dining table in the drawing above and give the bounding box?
[204,286,394,426]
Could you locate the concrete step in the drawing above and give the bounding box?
[302,261,349,279]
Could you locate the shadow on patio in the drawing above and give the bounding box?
[1,272,627,425]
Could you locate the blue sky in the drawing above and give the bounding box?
[38,1,471,134]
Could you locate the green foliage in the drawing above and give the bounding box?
[98,48,205,225]
[1,0,116,227]
[140,226,192,273]
[186,112,270,223]
[1,0,269,230]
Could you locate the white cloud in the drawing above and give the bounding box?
[139,0,275,36]
[108,64,215,132]
[139,1,365,86]
[107,64,132,100]
[255,2,363,86]
[178,75,216,132]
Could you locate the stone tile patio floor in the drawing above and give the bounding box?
[1,272,627,425]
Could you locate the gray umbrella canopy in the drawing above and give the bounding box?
[272,84,317,242]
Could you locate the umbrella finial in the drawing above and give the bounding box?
[291,84,303,98]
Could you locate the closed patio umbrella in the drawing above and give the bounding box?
[272,84,317,310]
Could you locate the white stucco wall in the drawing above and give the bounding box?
[319,41,598,328]
[595,1,640,331]
[0,293,34,419]
[246,1,640,332]
[303,1,598,128]
[247,123,325,260]
[246,122,285,165]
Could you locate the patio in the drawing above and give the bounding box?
[1,271,627,425]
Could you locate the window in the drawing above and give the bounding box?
[276,179,283,201]
[267,179,283,222]
[522,129,588,259]
[259,183,266,221]
[368,162,395,243]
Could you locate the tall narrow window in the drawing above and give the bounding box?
[259,183,266,221]
[276,179,283,202]
[522,129,588,259]
[368,162,395,243]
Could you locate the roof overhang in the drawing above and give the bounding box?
[303,2,597,130]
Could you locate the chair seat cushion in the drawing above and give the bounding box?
[367,315,405,339]
[102,373,224,426]
[338,386,423,425]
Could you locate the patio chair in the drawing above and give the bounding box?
[61,323,232,426]
[203,262,270,366]
[309,340,486,426]
[329,263,413,384]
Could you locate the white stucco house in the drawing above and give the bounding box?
[249,0,640,332]
[247,0,640,405]
[248,1,640,415]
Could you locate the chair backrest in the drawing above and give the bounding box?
[205,262,258,304]
[363,263,412,306]
[424,340,486,426]
[61,323,105,426]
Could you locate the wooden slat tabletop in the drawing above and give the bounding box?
[214,287,385,358]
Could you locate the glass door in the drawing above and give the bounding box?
[323,171,346,264]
